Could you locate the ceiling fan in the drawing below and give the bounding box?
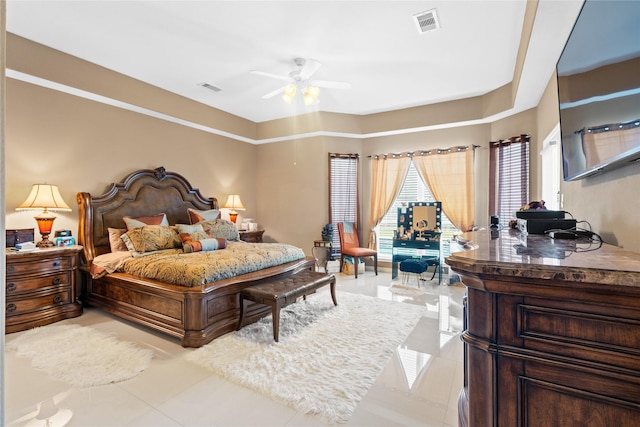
[251,58,352,105]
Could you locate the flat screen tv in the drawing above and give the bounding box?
[556,0,640,181]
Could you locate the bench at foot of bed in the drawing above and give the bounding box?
[237,270,337,342]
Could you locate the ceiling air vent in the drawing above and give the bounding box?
[198,82,222,92]
[413,9,440,34]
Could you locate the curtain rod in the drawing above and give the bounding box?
[367,144,479,159]
[490,134,530,147]
[577,118,640,135]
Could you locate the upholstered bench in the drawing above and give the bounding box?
[237,270,337,342]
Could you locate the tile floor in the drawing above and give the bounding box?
[4,264,465,427]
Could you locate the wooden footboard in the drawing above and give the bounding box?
[84,257,315,347]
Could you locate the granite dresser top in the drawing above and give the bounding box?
[445,229,640,287]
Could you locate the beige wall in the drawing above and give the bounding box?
[5,77,257,238]
[5,33,640,257]
[255,136,361,253]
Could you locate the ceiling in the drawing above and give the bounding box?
[6,1,584,124]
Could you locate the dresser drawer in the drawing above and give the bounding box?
[6,272,71,294]
[6,290,71,316]
[6,255,74,276]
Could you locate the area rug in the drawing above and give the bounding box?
[187,291,425,424]
[7,324,154,388]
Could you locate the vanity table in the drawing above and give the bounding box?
[392,201,442,282]
[447,230,640,426]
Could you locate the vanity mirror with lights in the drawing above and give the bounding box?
[392,201,442,280]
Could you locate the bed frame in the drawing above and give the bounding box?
[77,166,315,347]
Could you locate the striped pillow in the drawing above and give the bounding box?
[181,235,227,253]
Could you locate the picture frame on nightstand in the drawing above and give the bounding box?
[56,236,75,247]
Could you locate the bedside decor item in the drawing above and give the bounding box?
[321,223,334,242]
[5,228,35,248]
[55,236,75,247]
[16,184,72,248]
[223,194,245,223]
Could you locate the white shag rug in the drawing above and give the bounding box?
[7,324,154,388]
[187,291,425,424]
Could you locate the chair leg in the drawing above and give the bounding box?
[373,254,378,276]
[340,255,345,274]
[354,257,359,278]
[430,264,438,280]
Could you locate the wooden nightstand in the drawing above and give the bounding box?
[239,229,265,243]
[5,245,83,333]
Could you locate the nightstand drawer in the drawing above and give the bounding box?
[6,255,74,275]
[6,272,71,294]
[6,290,71,316]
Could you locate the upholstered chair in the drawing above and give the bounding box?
[337,222,378,279]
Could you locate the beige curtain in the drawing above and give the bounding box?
[413,149,475,232]
[368,155,411,248]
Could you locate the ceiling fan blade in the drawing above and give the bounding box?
[251,70,290,82]
[310,79,352,90]
[262,86,286,99]
[299,58,322,80]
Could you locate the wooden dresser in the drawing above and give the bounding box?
[5,246,83,333]
[446,230,640,427]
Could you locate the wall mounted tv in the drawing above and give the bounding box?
[556,0,640,181]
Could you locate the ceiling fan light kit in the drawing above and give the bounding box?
[282,84,297,104]
[303,85,320,106]
[253,57,350,106]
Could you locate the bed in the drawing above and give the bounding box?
[77,166,315,347]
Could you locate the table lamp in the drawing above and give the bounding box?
[223,194,245,223]
[16,184,72,247]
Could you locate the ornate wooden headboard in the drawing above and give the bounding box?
[77,166,218,263]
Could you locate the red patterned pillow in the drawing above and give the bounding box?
[123,213,169,230]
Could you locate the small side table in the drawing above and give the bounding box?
[312,240,332,272]
[239,229,265,243]
[5,245,83,333]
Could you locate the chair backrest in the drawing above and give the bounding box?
[338,222,360,250]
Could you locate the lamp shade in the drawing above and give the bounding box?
[223,194,245,212]
[16,184,72,212]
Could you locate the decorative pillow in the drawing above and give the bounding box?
[175,223,211,242]
[182,236,227,253]
[187,208,221,224]
[197,219,240,241]
[120,225,182,254]
[123,213,169,230]
[107,227,128,252]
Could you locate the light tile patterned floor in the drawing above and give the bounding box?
[5,263,465,426]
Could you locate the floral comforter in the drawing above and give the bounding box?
[120,241,306,287]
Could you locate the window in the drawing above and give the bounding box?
[489,135,530,228]
[329,153,359,255]
[540,126,560,210]
[375,162,458,261]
